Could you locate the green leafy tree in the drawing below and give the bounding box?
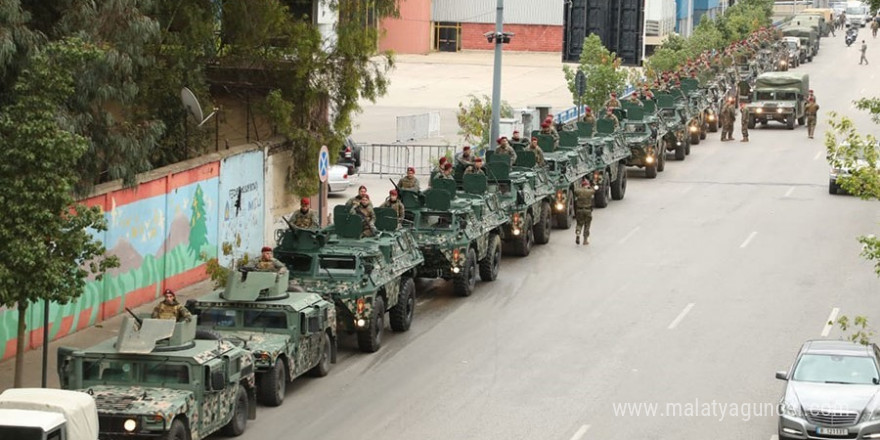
[836,315,876,346]
[189,185,209,257]
[0,39,118,387]
[456,94,514,150]
[0,0,43,104]
[563,34,628,112]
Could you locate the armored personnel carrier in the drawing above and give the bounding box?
[654,94,689,161]
[619,105,664,178]
[541,122,599,229]
[187,270,336,406]
[585,119,632,208]
[57,314,257,440]
[274,209,423,353]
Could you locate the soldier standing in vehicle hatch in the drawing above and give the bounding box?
[397,167,421,191]
[380,189,405,227]
[291,198,319,228]
[805,97,820,139]
[573,177,596,246]
[254,246,287,272]
[350,195,376,237]
[152,289,192,322]
[494,136,518,166]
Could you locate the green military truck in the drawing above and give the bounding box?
[187,270,335,407]
[619,105,665,178]
[782,26,818,61]
[57,315,257,440]
[403,175,507,295]
[585,119,632,207]
[745,72,809,130]
[275,209,424,353]
[654,94,689,161]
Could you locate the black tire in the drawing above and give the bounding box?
[685,138,691,155]
[221,385,248,437]
[709,120,718,132]
[786,115,795,130]
[674,141,685,160]
[164,419,188,440]
[699,127,707,140]
[258,359,286,407]
[657,146,666,172]
[195,329,222,340]
[690,132,700,145]
[747,116,756,129]
[829,179,840,195]
[309,333,332,377]
[610,164,626,201]
[594,173,610,208]
[510,215,534,257]
[797,115,805,126]
[533,202,552,245]
[479,234,501,281]
[389,277,415,332]
[356,296,384,353]
[645,162,657,178]
[453,248,478,296]
[553,191,573,229]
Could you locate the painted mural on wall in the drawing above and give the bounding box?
[218,150,265,267]
[0,162,221,360]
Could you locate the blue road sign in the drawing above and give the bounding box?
[318,145,330,183]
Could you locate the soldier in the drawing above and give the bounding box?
[720,97,737,141]
[627,92,644,107]
[152,289,192,322]
[740,103,749,143]
[540,121,560,146]
[494,136,518,166]
[464,157,485,174]
[604,107,620,130]
[544,116,559,137]
[603,92,621,109]
[347,185,369,207]
[291,197,319,229]
[455,145,475,168]
[573,177,596,245]
[438,162,454,179]
[805,97,820,139]
[581,107,596,125]
[350,195,376,237]
[860,41,869,65]
[511,130,523,143]
[253,246,287,272]
[398,166,421,191]
[807,89,816,103]
[380,189,405,226]
[434,156,448,174]
[526,137,546,167]
[642,86,654,100]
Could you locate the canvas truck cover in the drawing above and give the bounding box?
[0,388,99,440]
[782,26,818,40]
[754,72,809,95]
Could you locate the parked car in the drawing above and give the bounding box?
[328,164,352,193]
[338,136,362,175]
[776,339,880,439]
[828,140,880,195]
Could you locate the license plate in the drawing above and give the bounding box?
[817,427,848,436]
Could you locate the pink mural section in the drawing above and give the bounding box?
[0,162,221,360]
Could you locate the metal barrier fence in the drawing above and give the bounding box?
[359,143,454,177]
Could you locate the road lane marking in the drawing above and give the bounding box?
[668,303,695,329]
[784,186,795,198]
[821,307,840,337]
[619,226,641,244]
[740,231,758,249]
[813,150,824,161]
[569,424,590,440]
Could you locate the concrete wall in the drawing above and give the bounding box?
[379,0,432,54]
[461,23,563,52]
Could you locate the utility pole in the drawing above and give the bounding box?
[488,0,513,150]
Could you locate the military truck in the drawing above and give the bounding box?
[619,105,664,178]
[404,175,507,294]
[782,27,818,61]
[585,119,632,207]
[745,72,809,130]
[57,315,257,440]
[0,388,99,440]
[187,270,335,407]
[275,209,424,353]
[654,94,689,161]
[793,14,828,38]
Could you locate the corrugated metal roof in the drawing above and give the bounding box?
[433,0,564,26]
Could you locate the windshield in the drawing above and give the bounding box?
[786,41,798,48]
[243,310,287,329]
[200,308,288,330]
[792,354,880,384]
[318,255,357,277]
[82,359,190,385]
[418,212,454,229]
[279,253,311,273]
[624,123,647,133]
[660,108,676,119]
[847,6,866,15]
[756,91,797,101]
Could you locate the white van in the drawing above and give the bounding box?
[846,1,869,27]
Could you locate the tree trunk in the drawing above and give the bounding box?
[14,302,28,388]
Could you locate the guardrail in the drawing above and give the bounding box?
[358,143,452,177]
[554,84,639,124]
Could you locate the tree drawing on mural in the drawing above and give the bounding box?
[189,184,209,257]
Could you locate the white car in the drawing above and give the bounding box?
[328,164,352,193]
[829,141,880,195]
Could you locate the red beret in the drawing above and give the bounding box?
[531,136,538,141]
[463,146,471,151]
[496,137,503,144]
[163,289,175,297]
[443,162,453,170]
[389,189,398,196]
[513,130,519,134]
[261,246,272,252]
[474,157,483,162]
[301,197,309,205]
[407,166,415,173]
[541,122,550,128]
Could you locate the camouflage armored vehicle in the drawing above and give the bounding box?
[275,209,424,353]
[781,26,818,61]
[403,175,507,294]
[585,119,632,208]
[187,270,336,407]
[619,105,664,178]
[57,315,257,440]
[543,122,600,229]
[745,72,809,130]
[654,94,689,161]
[680,79,710,145]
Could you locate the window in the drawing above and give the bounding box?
[280,254,312,273]
[418,212,453,229]
[243,310,288,329]
[144,364,189,384]
[83,360,135,382]
[199,309,237,328]
[792,354,880,384]
[318,255,358,276]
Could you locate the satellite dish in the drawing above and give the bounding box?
[180,87,216,127]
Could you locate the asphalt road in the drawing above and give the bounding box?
[240,35,880,440]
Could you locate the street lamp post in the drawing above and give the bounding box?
[487,0,513,150]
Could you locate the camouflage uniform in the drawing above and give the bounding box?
[540,127,560,147]
[605,113,620,130]
[526,144,546,166]
[152,300,192,321]
[292,209,319,228]
[464,165,485,175]
[582,113,596,125]
[454,151,475,168]
[740,106,749,142]
[397,175,421,191]
[603,97,622,109]
[627,95,644,107]
[350,204,376,237]
[494,143,518,166]
[254,257,285,272]
[380,197,405,225]
[573,186,595,244]
[805,101,820,139]
[720,102,736,141]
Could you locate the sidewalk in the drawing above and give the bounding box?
[0,279,215,392]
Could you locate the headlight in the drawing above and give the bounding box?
[512,228,521,236]
[555,202,564,211]
[777,108,784,113]
[124,419,138,432]
[864,408,880,422]
[779,401,803,418]
[646,156,654,164]
[452,266,461,274]
[689,125,698,132]
[755,108,763,114]
[356,318,366,327]
[676,141,682,146]
[708,114,715,121]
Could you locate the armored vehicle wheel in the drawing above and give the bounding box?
[610,164,626,201]
[221,385,249,436]
[454,248,478,296]
[657,148,666,172]
[747,116,756,129]
[594,174,610,208]
[690,132,700,145]
[390,277,415,332]
[164,419,187,440]
[797,115,805,126]
[533,202,552,245]
[357,296,384,352]
[553,192,573,229]
[645,162,658,178]
[709,121,718,132]
[479,234,501,281]
[674,141,685,160]
[510,215,534,257]
[309,333,332,377]
[786,115,795,130]
[259,359,287,406]
[829,179,840,195]
[685,139,691,156]
[699,127,707,140]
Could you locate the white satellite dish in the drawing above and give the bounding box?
[180,87,216,127]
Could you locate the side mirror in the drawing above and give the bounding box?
[308,316,320,333]
[775,370,789,381]
[211,370,226,391]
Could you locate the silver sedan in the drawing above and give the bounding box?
[328,164,352,193]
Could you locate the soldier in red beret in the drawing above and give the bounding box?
[291,197,319,228]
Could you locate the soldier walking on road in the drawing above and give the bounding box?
[805,97,820,139]
[740,104,749,142]
[860,41,869,65]
[573,178,596,245]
